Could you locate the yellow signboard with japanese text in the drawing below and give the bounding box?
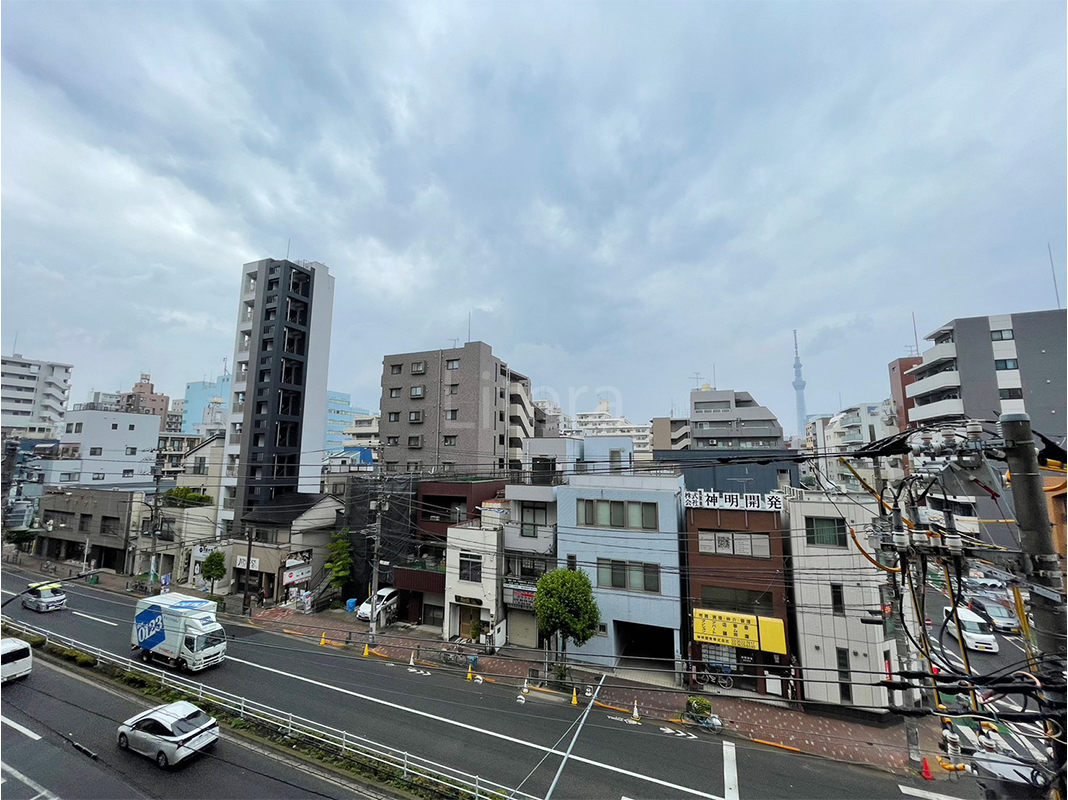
[693,609,787,655]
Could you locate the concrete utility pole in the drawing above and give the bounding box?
[1000,413,1067,794]
[148,459,163,594]
[369,441,386,645]
[887,503,923,771]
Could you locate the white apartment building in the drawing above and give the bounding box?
[36,406,162,489]
[1,354,73,439]
[572,399,653,460]
[343,412,380,451]
[811,401,902,492]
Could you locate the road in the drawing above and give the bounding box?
[1,660,373,799]
[1,569,982,800]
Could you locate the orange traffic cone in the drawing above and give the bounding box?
[921,758,933,781]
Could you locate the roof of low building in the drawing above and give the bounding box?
[240,492,340,525]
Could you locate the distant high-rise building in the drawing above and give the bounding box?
[325,391,361,452]
[792,330,807,438]
[652,387,785,451]
[887,356,922,430]
[221,259,335,531]
[571,399,653,459]
[183,374,232,433]
[119,374,170,426]
[1,354,73,439]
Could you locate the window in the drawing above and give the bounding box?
[411,361,426,374]
[697,531,772,558]
[837,648,853,703]
[700,585,774,617]
[409,410,423,423]
[128,424,135,431]
[388,412,400,422]
[806,517,847,547]
[93,473,105,481]
[999,388,1023,400]
[407,436,422,448]
[125,447,138,456]
[596,559,661,593]
[122,469,134,478]
[459,552,482,582]
[65,423,74,433]
[446,359,460,370]
[89,447,102,456]
[410,386,425,398]
[577,499,658,530]
[831,584,845,615]
[75,423,83,433]
[79,515,91,532]
[443,435,457,447]
[520,502,547,537]
[444,409,458,420]
[386,436,399,446]
[111,423,118,430]
[385,462,398,473]
[389,388,401,398]
[597,623,608,636]
[447,384,459,395]
[566,554,577,571]
[990,329,1014,340]
[390,364,402,374]
[406,461,421,473]
[994,359,1019,371]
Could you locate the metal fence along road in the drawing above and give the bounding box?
[1,616,540,800]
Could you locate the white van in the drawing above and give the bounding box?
[943,606,999,653]
[1,638,33,682]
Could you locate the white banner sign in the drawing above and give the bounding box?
[684,490,783,512]
[282,564,313,585]
[235,556,260,571]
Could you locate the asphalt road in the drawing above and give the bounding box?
[1,569,983,800]
[1,660,374,799]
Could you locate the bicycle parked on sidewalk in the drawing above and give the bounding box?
[693,663,734,690]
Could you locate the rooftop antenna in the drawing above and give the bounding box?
[711,363,716,389]
[11,331,17,356]
[911,312,920,355]
[689,372,704,387]
[448,338,459,348]
[468,311,472,344]
[1049,242,1062,310]
[222,357,228,376]
[286,239,291,260]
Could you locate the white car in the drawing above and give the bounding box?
[117,701,218,768]
[21,581,66,612]
[356,588,399,622]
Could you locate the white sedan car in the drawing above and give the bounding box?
[356,587,399,622]
[117,701,218,768]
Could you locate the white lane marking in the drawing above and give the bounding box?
[0,714,42,740]
[722,740,739,800]
[899,786,967,800]
[0,589,16,596]
[0,761,59,800]
[72,611,118,627]
[1005,638,1026,654]
[225,655,724,799]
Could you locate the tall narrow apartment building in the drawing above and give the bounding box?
[221,259,334,531]
[378,341,534,475]
[1,354,73,439]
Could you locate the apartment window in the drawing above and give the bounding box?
[443,435,457,447]
[444,409,458,420]
[831,584,845,615]
[386,436,399,446]
[410,386,425,398]
[411,361,427,375]
[388,412,400,422]
[89,447,102,456]
[111,423,118,430]
[990,329,1014,340]
[66,423,74,433]
[520,502,547,537]
[837,648,853,704]
[409,410,423,423]
[806,517,847,547]
[406,461,421,473]
[459,552,482,583]
[698,530,772,558]
[385,462,398,473]
[999,388,1024,400]
[122,469,134,478]
[442,359,460,371]
[390,364,402,374]
[596,559,661,593]
[577,499,658,530]
[408,435,423,449]
[389,388,401,398]
[994,359,1019,371]
[448,384,459,395]
[597,623,608,636]
[701,585,774,617]
[125,447,138,456]
[78,515,91,532]
[566,554,577,571]
[93,473,105,481]
[75,423,83,433]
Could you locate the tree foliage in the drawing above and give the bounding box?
[325,528,354,590]
[162,487,213,508]
[200,551,226,596]
[534,568,601,653]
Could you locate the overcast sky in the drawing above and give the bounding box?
[2,1,1065,435]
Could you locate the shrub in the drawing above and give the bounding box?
[62,649,81,662]
[26,634,46,648]
[75,653,97,667]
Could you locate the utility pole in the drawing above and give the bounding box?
[887,503,923,771]
[148,458,163,595]
[1001,412,1067,794]
[369,441,386,645]
[242,520,254,617]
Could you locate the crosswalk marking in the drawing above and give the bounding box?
[899,785,967,800]
[722,741,738,800]
[0,762,59,800]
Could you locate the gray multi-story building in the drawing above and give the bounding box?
[221,259,334,531]
[1,354,73,439]
[378,341,534,475]
[906,310,1066,434]
[652,387,785,451]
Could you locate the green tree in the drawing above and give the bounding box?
[162,487,213,508]
[200,551,226,597]
[534,568,601,660]
[325,528,354,590]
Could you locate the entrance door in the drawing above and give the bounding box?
[509,610,537,648]
[458,605,481,640]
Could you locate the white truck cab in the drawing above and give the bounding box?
[132,593,227,671]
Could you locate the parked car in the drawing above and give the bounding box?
[1,638,33,682]
[21,581,66,612]
[968,595,1020,634]
[356,587,399,622]
[942,606,999,653]
[117,701,218,768]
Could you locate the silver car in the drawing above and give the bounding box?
[117,701,218,768]
[21,581,66,612]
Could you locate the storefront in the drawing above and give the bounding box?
[503,579,538,648]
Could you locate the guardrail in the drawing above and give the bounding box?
[0,616,538,800]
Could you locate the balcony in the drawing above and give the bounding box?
[840,414,862,427]
[393,559,446,594]
[841,431,864,443]
[906,369,962,400]
[909,397,965,423]
[906,342,957,375]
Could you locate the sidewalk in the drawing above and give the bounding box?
[3,551,943,777]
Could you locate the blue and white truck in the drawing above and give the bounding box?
[131,593,227,672]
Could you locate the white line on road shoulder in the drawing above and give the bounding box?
[1,761,59,800]
[0,714,42,740]
[722,740,739,800]
[899,784,968,800]
[225,655,725,800]
[72,611,118,626]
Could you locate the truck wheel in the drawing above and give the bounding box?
[140,649,152,663]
